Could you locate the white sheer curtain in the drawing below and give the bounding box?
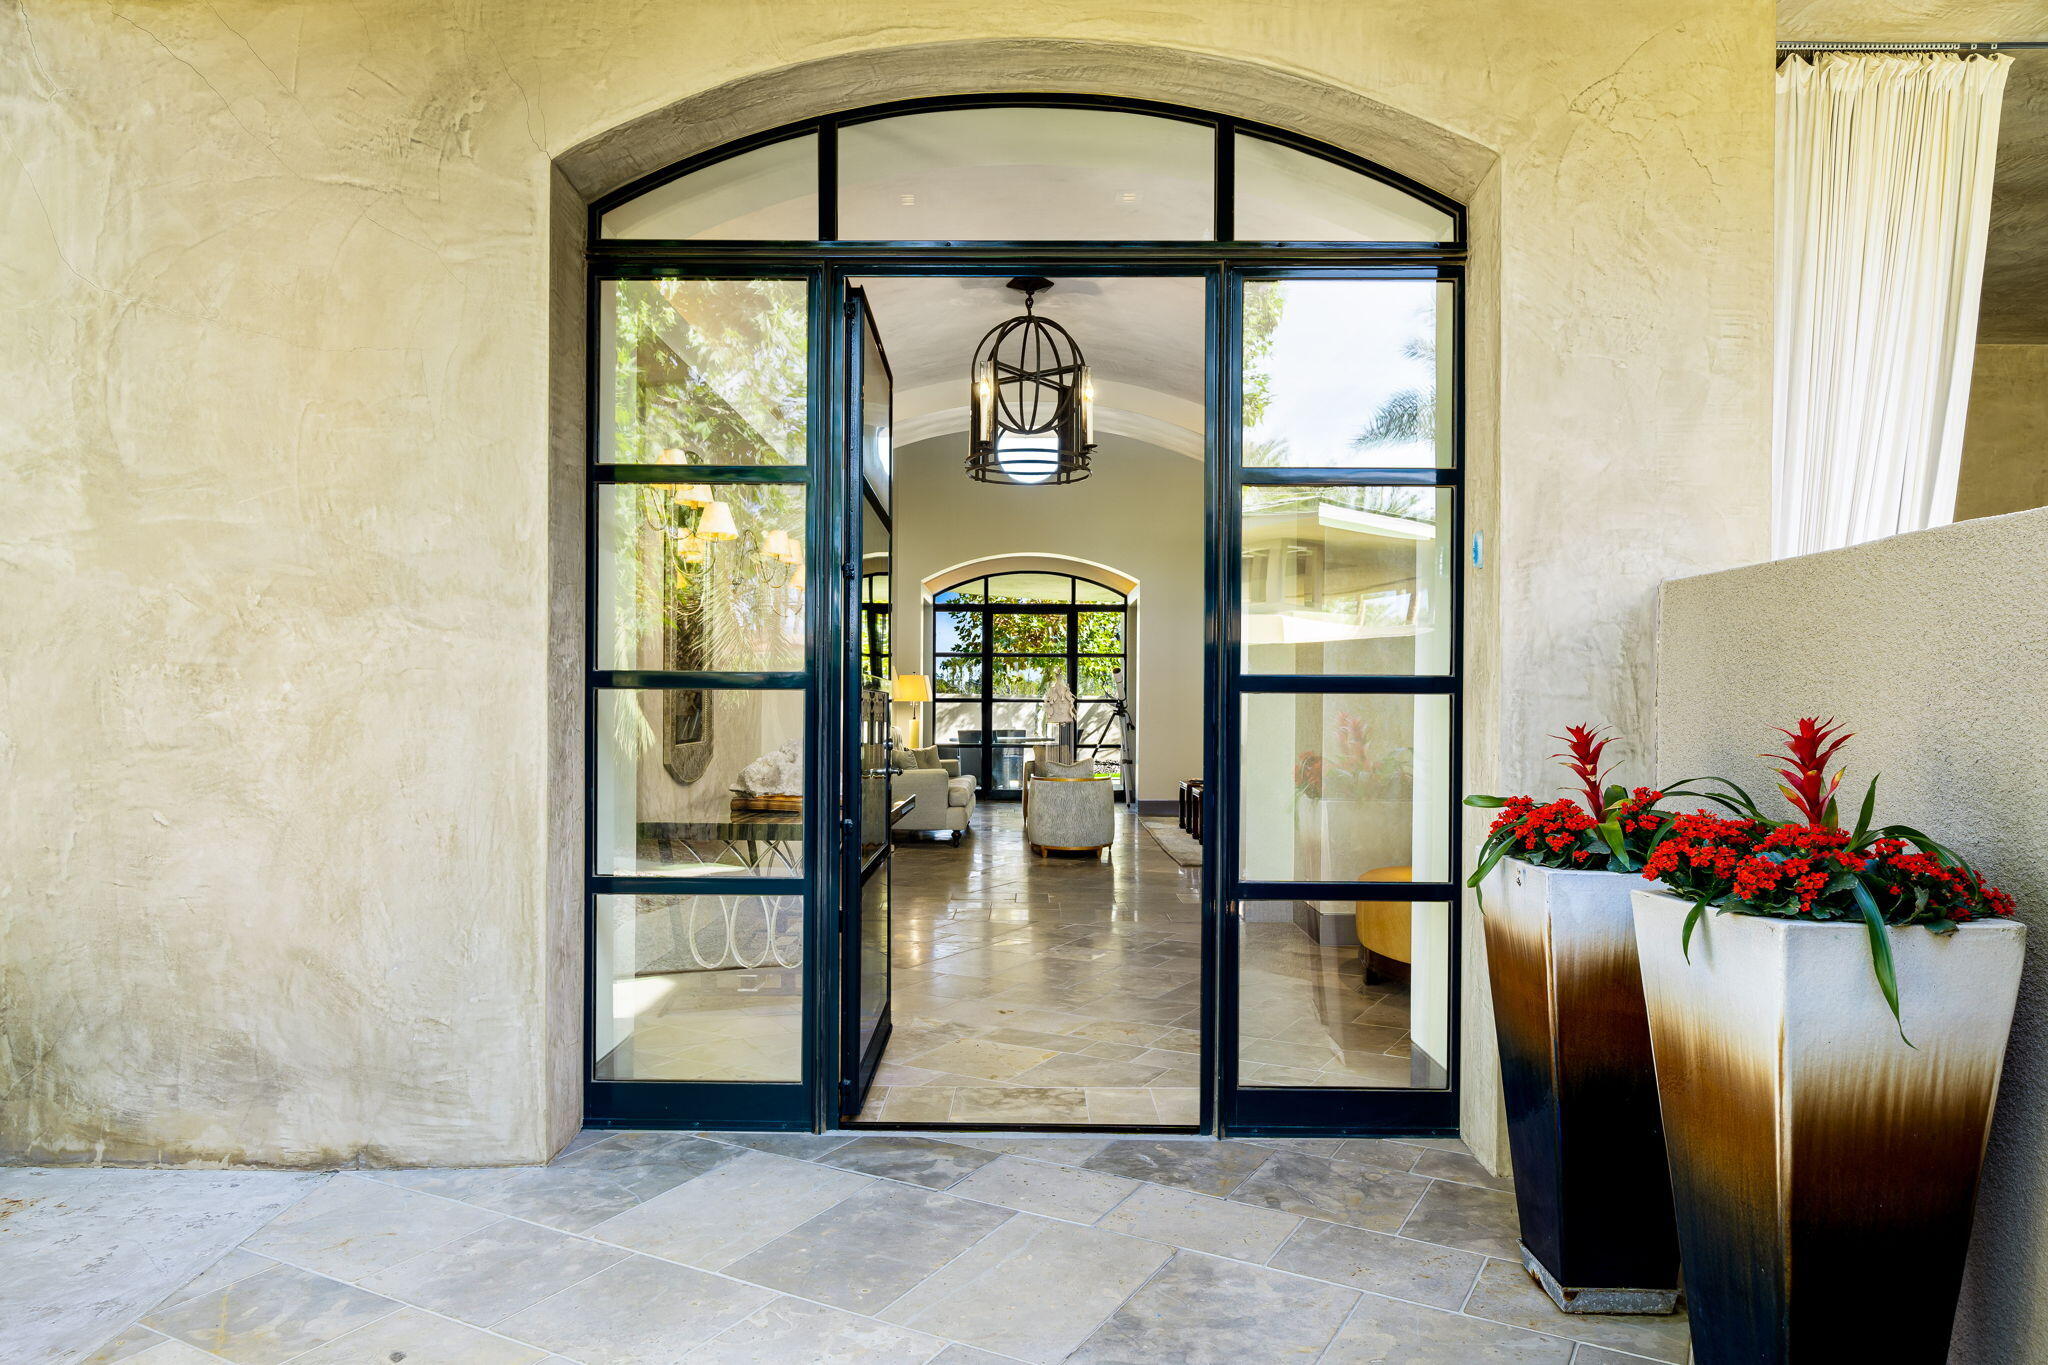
[1774,53,2009,558]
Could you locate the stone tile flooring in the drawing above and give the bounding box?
[860,804,1419,1126]
[48,1129,1692,1365]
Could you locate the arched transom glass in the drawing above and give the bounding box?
[597,98,1459,245]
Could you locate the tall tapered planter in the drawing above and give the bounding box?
[1483,861,1681,1313]
[1632,890,2026,1363]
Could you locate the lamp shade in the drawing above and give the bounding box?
[892,673,932,703]
[696,500,739,541]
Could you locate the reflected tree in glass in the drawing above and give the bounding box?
[607,279,808,466]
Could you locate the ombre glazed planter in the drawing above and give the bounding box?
[1632,890,2026,1364]
[1483,861,1682,1313]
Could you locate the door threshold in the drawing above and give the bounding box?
[841,1120,1203,1136]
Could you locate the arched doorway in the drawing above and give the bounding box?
[579,94,1465,1138]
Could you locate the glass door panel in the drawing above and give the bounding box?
[843,291,894,1115]
[587,271,817,1131]
[597,278,809,466]
[1221,268,1462,1136]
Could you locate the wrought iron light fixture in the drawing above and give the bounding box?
[967,277,1096,485]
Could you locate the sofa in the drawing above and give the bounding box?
[892,749,977,843]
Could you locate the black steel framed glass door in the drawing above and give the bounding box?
[841,291,894,1115]
[1213,267,1464,1135]
[584,268,825,1130]
[582,93,1469,1136]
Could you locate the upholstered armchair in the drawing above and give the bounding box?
[1024,774,1114,856]
[892,748,977,844]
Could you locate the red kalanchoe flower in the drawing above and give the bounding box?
[1551,724,1617,821]
[1768,717,1853,826]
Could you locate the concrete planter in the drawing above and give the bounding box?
[1632,890,2026,1363]
[1484,860,1682,1314]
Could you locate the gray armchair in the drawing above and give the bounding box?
[1024,774,1114,856]
[893,757,976,844]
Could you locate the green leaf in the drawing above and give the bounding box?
[1466,836,1517,911]
[1851,776,1879,844]
[1604,783,1628,805]
[1822,794,1840,828]
[1464,794,1510,808]
[1681,897,1710,962]
[1594,819,1630,870]
[1851,881,1911,1046]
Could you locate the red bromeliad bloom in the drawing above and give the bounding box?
[1552,725,1617,821]
[1769,717,1853,825]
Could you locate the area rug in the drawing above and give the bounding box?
[1141,818,1203,867]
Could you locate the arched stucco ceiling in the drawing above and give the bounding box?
[860,275,1206,454]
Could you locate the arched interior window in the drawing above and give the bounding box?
[597,99,1458,244]
[930,571,1130,798]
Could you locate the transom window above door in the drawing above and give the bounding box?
[595,97,1459,245]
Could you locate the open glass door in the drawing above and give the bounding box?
[841,289,895,1116]
[1217,268,1464,1135]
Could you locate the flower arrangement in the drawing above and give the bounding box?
[1639,718,2014,1028]
[1464,725,1701,901]
[1294,711,1413,801]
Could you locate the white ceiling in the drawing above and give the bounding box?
[857,276,1208,455]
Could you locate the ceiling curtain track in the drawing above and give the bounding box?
[1773,52,2011,559]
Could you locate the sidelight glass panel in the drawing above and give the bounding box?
[1239,692,1452,883]
[593,892,803,1081]
[1240,486,1452,675]
[1236,900,1450,1090]
[600,135,820,240]
[1074,578,1124,604]
[597,483,806,672]
[1242,279,1452,469]
[595,688,807,877]
[600,279,807,466]
[1234,134,1455,243]
[838,107,1213,240]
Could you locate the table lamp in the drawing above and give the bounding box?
[892,673,932,748]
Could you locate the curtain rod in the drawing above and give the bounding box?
[1776,41,2047,53]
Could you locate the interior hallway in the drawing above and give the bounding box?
[861,802,1203,1126]
[30,1129,1690,1365]
[860,802,1422,1126]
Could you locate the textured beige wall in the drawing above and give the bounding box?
[1658,509,2048,1364]
[1959,345,2048,521]
[1,1,1773,1165]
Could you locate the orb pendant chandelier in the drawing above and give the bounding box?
[966,276,1096,485]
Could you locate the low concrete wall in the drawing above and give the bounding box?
[1657,508,2048,1365]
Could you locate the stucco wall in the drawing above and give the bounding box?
[1658,509,2048,1364]
[1,1,1773,1165]
[1958,345,2048,521]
